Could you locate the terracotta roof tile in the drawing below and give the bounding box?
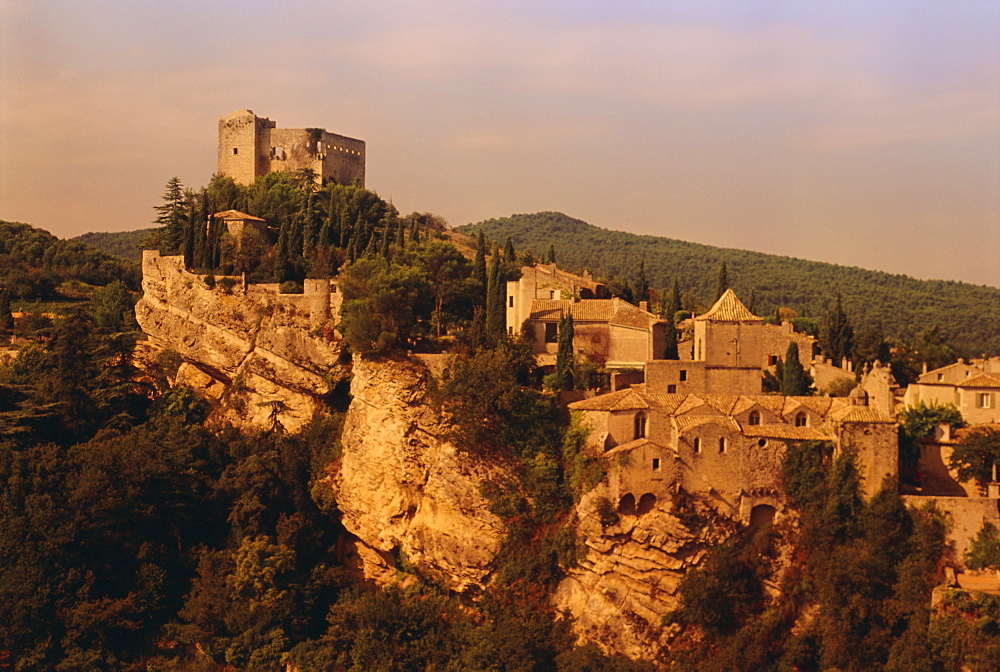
[829,406,894,423]
[603,438,667,457]
[674,416,741,433]
[694,289,762,322]
[741,426,830,441]
[568,389,648,411]
[784,397,834,417]
[213,209,266,221]
[958,374,1000,389]
[609,302,662,329]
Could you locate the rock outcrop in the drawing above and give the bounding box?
[330,357,507,593]
[555,485,737,661]
[135,250,347,431]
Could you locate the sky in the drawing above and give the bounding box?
[1,0,999,286]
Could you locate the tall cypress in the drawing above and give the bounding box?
[274,222,291,283]
[473,231,488,300]
[663,322,679,360]
[713,261,729,302]
[485,248,504,344]
[668,278,682,321]
[636,258,650,304]
[781,342,810,396]
[546,243,556,264]
[556,312,575,390]
[821,294,854,365]
[747,289,757,315]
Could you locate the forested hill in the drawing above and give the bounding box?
[460,212,1000,356]
[74,228,156,261]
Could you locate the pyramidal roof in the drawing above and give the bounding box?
[694,289,762,322]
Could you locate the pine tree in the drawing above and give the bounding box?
[556,312,575,391]
[154,176,187,252]
[821,294,854,365]
[781,342,810,396]
[713,261,729,302]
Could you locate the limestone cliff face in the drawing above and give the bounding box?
[330,357,507,593]
[555,485,737,661]
[135,250,346,431]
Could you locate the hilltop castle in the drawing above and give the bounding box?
[218,109,365,187]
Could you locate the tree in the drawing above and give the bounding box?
[154,176,187,252]
[90,279,135,332]
[820,294,854,365]
[555,312,575,391]
[950,426,1000,485]
[545,243,556,264]
[663,322,679,360]
[410,240,470,338]
[0,288,13,332]
[781,342,811,396]
[338,257,430,356]
[473,230,488,298]
[635,259,650,305]
[966,522,1000,572]
[898,402,963,476]
[713,261,728,302]
[668,278,682,320]
[485,248,506,345]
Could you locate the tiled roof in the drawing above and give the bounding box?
[603,438,666,457]
[958,374,1000,389]
[784,397,833,416]
[213,209,266,221]
[829,405,894,423]
[568,389,649,411]
[694,289,762,322]
[529,298,661,329]
[742,425,830,441]
[609,303,661,329]
[674,415,741,433]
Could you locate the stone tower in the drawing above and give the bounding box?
[218,109,365,187]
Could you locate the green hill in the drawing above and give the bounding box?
[74,228,156,261]
[459,212,1000,356]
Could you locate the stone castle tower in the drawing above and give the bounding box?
[218,109,365,187]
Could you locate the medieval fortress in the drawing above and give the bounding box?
[217,109,365,186]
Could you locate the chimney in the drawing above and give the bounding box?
[922,362,928,374]
[639,301,648,312]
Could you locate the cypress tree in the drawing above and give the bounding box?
[821,294,854,365]
[485,248,505,344]
[409,218,420,244]
[396,220,406,248]
[663,322,679,360]
[556,312,575,391]
[274,222,291,283]
[473,231,488,293]
[0,288,13,332]
[636,258,650,304]
[503,237,516,265]
[781,342,810,396]
[669,278,682,321]
[748,289,757,315]
[713,261,728,302]
[545,243,556,264]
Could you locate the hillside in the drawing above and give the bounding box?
[460,212,1000,356]
[74,228,156,261]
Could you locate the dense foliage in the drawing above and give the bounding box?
[0,220,141,300]
[461,212,1000,356]
[74,228,158,261]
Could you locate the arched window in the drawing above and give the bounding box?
[794,412,807,427]
[719,437,727,454]
[634,412,647,440]
[693,437,701,454]
[748,410,761,426]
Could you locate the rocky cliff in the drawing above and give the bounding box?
[328,357,507,593]
[555,485,739,661]
[135,250,347,431]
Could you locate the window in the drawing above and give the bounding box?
[508,326,514,336]
[544,322,558,342]
[718,437,727,453]
[232,147,239,155]
[794,412,807,427]
[757,438,768,447]
[693,437,701,454]
[652,458,661,472]
[508,296,514,308]
[769,355,779,366]
[634,412,647,440]
[937,373,944,381]
[679,370,688,382]
[667,384,677,394]
[978,393,993,409]
[748,410,761,426]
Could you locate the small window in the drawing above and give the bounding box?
[667,384,677,394]
[795,412,807,427]
[634,412,647,440]
[508,326,514,336]
[979,393,993,409]
[544,322,558,342]
[769,355,779,366]
[748,410,761,426]
[232,147,239,155]
[652,458,661,472]
[693,437,701,454]
[508,296,514,308]
[757,438,768,447]
[937,373,944,381]
[679,370,688,382]
[719,437,727,453]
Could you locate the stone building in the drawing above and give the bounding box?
[569,385,897,519]
[506,264,666,370]
[218,109,365,187]
[212,210,268,248]
[902,358,1000,424]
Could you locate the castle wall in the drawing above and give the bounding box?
[901,495,1000,567]
[218,110,274,185]
[644,360,761,395]
[694,320,762,368]
[837,421,899,498]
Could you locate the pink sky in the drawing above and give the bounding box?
[1,1,998,286]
